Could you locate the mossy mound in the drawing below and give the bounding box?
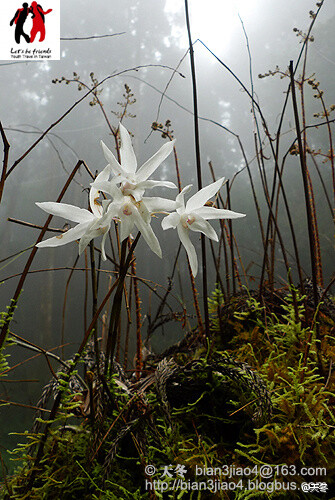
[2,285,335,499]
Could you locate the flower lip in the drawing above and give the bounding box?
[187,215,196,225]
[181,213,196,229]
[121,181,137,195]
[122,204,133,216]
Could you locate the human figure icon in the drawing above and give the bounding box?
[30,2,52,43]
[9,3,31,44]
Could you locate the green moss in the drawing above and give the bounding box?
[3,286,335,499]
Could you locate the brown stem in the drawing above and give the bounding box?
[84,249,89,333]
[289,60,319,314]
[105,234,141,374]
[61,255,80,358]
[187,260,204,335]
[0,122,10,203]
[131,255,142,379]
[123,276,133,371]
[173,144,182,191]
[89,240,101,375]
[300,53,323,287]
[7,217,65,233]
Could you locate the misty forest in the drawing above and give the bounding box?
[1,0,335,498]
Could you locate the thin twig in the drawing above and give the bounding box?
[60,33,126,41]
[8,217,65,233]
[0,121,10,203]
[0,399,51,412]
[5,65,184,181]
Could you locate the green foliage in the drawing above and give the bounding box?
[0,299,18,383]
[7,429,142,499]
[0,343,10,383]
[208,285,225,334]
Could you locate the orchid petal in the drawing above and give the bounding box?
[131,207,162,258]
[143,197,177,213]
[101,231,109,260]
[78,230,96,255]
[92,180,122,202]
[175,184,192,211]
[101,198,113,214]
[100,140,124,177]
[119,123,137,174]
[186,177,225,212]
[36,222,90,248]
[119,213,134,242]
[161,212,180,230]
[92,179,113,195]
[136,200,151,224]
[79,226,106,255]
[139,180,177,190]
[36,202,93,224]
[177,224,198,276]
[189,218,218,241]
[79,207,112,252]
[128,185,146,202]
[89,194,103,218]
[102,206,118,227]
[195,206,246,220]
[136,140,175,183]
[90,164,111,217]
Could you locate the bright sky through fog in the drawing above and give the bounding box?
[164,0,258,53]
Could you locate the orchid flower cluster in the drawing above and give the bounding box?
[36,124,245,276]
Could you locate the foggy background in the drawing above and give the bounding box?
[1,0,334,470]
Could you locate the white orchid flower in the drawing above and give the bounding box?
[92,179,177,258]
[36,166,113,260]
[98,123,177,202]
[161,178,246,276]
